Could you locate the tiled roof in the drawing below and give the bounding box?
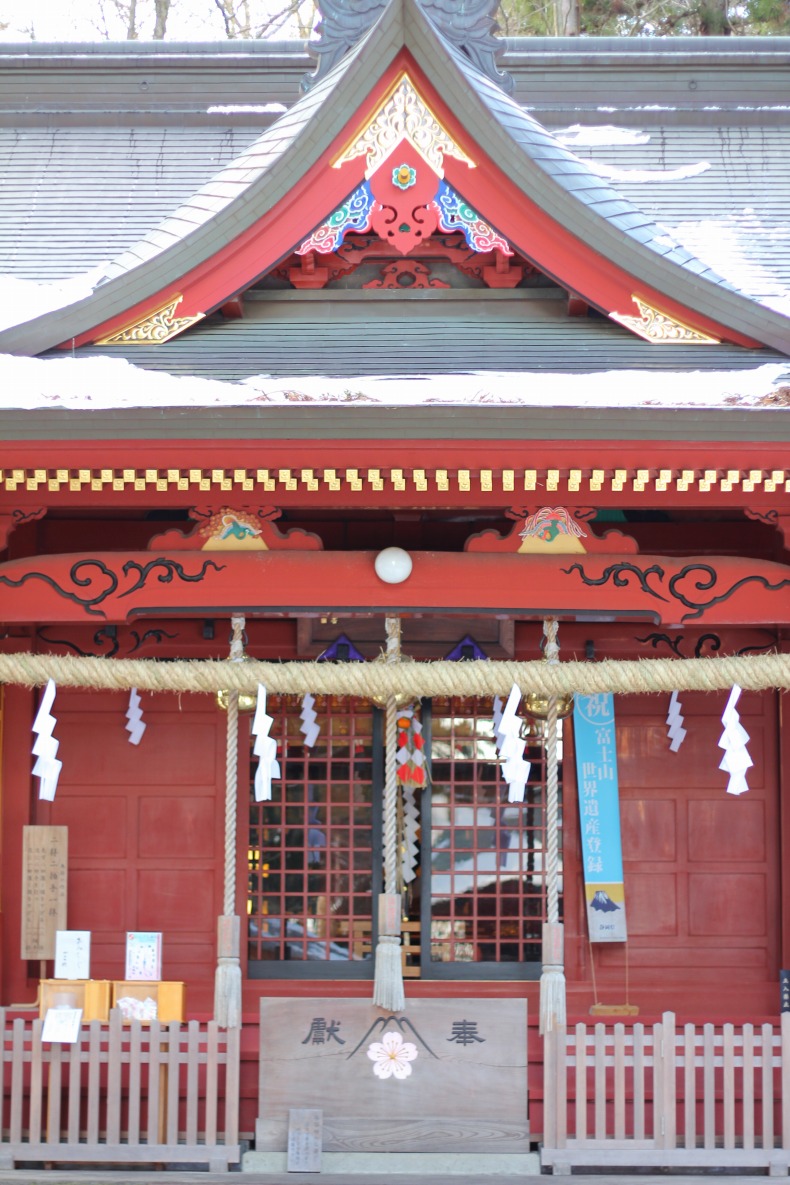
[68,293,774,379]
[0,8,789,357]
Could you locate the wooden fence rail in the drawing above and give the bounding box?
[0,1009,240,1170]
[543,1011,790,1175]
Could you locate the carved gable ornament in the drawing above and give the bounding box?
[298,72,513,258]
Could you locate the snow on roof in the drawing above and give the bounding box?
[587,160,711,184]
[661,213,790,316]
[0,268,109,333]
[554,125,651,147]
[206,104,287,114]
[1,352,787,411]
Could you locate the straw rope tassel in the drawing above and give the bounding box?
[214,615,244,1030]
[373,617,405,1013]
[540,618,567,1036]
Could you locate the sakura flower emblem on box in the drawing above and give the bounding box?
[367,1030,418,1080]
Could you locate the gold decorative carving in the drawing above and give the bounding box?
[95,294,204,345]
[333,73,476,178]
[610,296,719,344]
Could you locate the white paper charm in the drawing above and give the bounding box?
[718,684,752,796]
[125,687,146,745]
[32,678,62,801]
[252,684,281,802]
[496,683,531,803]
[666,690,687,752]
[299,693,320,748]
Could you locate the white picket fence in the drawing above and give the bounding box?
[0,1009,240,1169]
[542,1011,790,1175]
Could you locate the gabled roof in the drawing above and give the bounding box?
[1,1,789,357]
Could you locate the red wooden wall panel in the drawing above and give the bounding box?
[38,690,227,988]
[564,676,780,1017]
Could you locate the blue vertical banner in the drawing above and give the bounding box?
[573,693,628,943]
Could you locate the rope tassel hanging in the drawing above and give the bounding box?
[372,617,406,1014]
[214,615,244,1030]
[539,617,567,1036]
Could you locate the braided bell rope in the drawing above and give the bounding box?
[383,617,401,896]
[543,620,561,927]
[223,616,245,917]
[3,651,790,696]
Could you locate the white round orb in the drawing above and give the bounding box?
[374,547,413,584]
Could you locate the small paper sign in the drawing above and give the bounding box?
[42,1007,82,1044]
[287,1108,322,1173]
[125,932,162,981]
[54,930,90,980]
[781,970,790,1014]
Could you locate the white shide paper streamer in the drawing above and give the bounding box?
[125,687,146,745]
[666,690,687,752]
[32,678,62,801]
[496,684,531,803]
[718,683,752,796]
[299,693,320,748]
[252,684,281,802]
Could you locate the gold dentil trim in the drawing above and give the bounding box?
[95,294,204,345]
[1,468,785,496]
[610,297,720,344]
[332,72,476,178]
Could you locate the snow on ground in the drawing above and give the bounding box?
[0,352,787,411]
[0,268,108,333]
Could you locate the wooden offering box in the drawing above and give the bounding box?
[39,979,111,1022]
[111,980,185,1023]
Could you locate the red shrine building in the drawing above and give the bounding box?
[1,2,790,1173]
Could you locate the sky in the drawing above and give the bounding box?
[0,0,314,41]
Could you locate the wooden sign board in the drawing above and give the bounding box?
[21,826,67,960]
[287,1109,322,1173]
[257,998,528,1154]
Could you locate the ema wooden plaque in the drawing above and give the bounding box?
[21,826,67,960]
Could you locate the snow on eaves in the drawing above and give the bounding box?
[1,353,788,411]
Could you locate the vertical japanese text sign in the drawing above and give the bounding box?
[21,825,68,960]
[573,694,627,942]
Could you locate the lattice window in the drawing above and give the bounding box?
[247,695,561,977]
[426,697,561,970]
[247,696,377,972]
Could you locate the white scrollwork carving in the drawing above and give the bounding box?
[333,73,475,178]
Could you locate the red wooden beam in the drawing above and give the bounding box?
[2,550,789,627]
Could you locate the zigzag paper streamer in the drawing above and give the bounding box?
[496,684,531,803]
[252,684,281,802]
[125,687,146,746]
[299,693,320,748]
[666,690,686,752]
[718,684,752,796]
[32,678,62,802]
[401,783,420,885]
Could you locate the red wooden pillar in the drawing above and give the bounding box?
[1,680,36,1005]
